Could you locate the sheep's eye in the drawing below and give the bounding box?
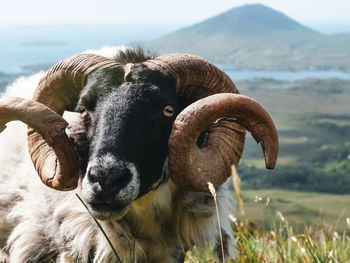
[163,105,175,117]
[78,106,85,113]
[79,107,89,119]
[81,110,89,118]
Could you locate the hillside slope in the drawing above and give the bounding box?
[146,4,350,71]
[176,4,318,36]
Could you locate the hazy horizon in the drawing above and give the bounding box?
[1,2,350,74]
[0,19,349,36]
[1,1,350,34]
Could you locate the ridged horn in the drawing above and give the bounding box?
[169,93,278,191]
[0,97,76,188]
[145,54,278,191]
[26,54,123,190]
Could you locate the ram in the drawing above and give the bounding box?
[0,48,278,262]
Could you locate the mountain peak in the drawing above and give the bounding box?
[147,4,348,71]
[183,3,317,36]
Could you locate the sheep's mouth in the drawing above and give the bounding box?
[80,160,141,221]
[87,200,131,221]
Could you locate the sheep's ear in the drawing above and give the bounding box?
[64,111,89,159]
[64,111,86,143]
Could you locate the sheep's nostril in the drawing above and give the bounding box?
[87,167,99,184]
[108,169,132,192]
[86,163,133,194]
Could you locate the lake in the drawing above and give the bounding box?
[0,24,178,73]
[225,69,350,81]
[1,25,350,81]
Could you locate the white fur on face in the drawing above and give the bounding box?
[119,162,140,202]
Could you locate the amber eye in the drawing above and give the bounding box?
[81,110,89,118]
[163,105,175,117]
[78,107,89,119]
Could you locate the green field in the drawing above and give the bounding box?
[184,188,350,262]
[236,78,350,194]
[240,189,350,232]
[183,188,350,262]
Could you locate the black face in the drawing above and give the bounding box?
[77,66,187,220]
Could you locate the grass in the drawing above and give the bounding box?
[183,169,350,262]
[76,194,123,263]
[244,156,297,168]
[0,217,5,229]
[184,187,350,263]
[235,78,350,193]
[240,83,350,165]
[185,215,350,262]
[242,189,350,232]
[73,175,350,262]
[237,217,350,262]
[74,179,350,262]
[208,182,226,262]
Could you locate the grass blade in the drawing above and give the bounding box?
[76,194,122,263]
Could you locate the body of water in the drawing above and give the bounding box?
[1,25,350,81]
[225,69,350,81]
[0,24,178,74]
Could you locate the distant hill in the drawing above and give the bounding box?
[177,4,318,37]
[146,4,350,71]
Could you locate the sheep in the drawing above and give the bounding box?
[0,47,278,262]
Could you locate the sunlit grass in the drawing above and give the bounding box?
[185,169,350,262]
[242,189,350,232]
[185,210,350,263]
[74,175,350,262]
[0,217,5,229]
[315,119,350,127]
[279,136,309,144]
[233,218,350,262]
[244,156,297,168]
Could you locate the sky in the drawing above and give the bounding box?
[0,0,350,33]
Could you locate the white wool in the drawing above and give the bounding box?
[2,72,44,99]
[83,45,128,59]
[0,46,235,262]
[0,72,44,184]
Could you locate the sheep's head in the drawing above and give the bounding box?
[0,51,278,220]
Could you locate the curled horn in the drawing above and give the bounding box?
[145,54,278,192]
[169,93,278,191]
[0,97,77,189]
[1,54,123,190]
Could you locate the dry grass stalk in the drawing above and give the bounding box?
[231,165,245,216]
[208,182,225,263]
[0,217,5,229]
